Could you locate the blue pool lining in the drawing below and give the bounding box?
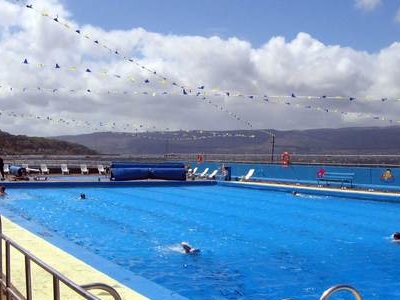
[0,207,189,300]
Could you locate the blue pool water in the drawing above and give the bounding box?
[1,185,400,299]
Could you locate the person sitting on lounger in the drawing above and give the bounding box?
[0,186,7,196]
[181,242,200,254]
[392,232,400,242]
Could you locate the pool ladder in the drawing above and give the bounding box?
[282,284,363,300]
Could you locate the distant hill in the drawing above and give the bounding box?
[0,130,97,155]
[53,126,400,155]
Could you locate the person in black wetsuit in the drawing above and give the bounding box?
[0,158,4,180]
[181,242,200,254]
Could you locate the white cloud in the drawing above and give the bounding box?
[395,7,400,22]
[0,0,399,137]
[354,0,382,11]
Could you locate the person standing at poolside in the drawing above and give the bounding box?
[0,157,4,180]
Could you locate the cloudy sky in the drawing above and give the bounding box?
[0,0,400,136]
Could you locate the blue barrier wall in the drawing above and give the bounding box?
[188,161,400,189]
[111,162,186,181]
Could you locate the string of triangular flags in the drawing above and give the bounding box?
[16,57,399,126]
[18,57,253,128]
[19,58,400,105]
[6,0,398,131]
[0,106,259,141]
[12,0,400,106]
[1,80,397,126]
[12,0,254,128]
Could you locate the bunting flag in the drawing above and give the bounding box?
[17,1,398,108]
[0,82,398,126]
[18,57,253,127]
[8,1,400,129]
[0,105,260,141]
[18,56,400,105]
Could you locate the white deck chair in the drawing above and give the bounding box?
[80,164,89,175]
[40,164,50,174]
[3,164,9,175]
[61,164,69,175]
[240,169,255,181]
[198,168,209,178]
[22,163,40,174]
[187,167,198,179]
[97,164,106,175]
[207,169,218,179]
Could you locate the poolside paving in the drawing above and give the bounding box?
[1,216,149,300]
[236,180,400,199]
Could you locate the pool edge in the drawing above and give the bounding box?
[0,211,189,300]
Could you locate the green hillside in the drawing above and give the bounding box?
[0,130,97,155]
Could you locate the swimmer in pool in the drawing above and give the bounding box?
[0,186,7,196]
[181,242,200,254]
[79,193,86,200]
[392,232,400,242]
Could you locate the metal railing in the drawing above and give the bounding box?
[319,284,363,300]
[81,283,122,300]
[0,216,122,300]
[281,284,363,300]
[4,153,400,167]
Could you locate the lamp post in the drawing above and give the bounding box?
[264,130,275,163]
[271,134,275,163]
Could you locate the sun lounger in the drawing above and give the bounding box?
[207,169,218,179]
[40,164,50,174]
[198,168,209,178]
[61,164,69,175]
[240,169,255,181]
[187,167,198,179]
[80,164,89,175]
[22,164,40,174]
[97,164,106,175]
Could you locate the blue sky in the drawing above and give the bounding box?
[61,0,400,52]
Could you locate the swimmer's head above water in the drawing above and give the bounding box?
[181,242,200,254]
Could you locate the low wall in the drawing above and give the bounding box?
[191,162,400,189]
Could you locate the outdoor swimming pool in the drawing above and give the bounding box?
[1,184,400,299]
